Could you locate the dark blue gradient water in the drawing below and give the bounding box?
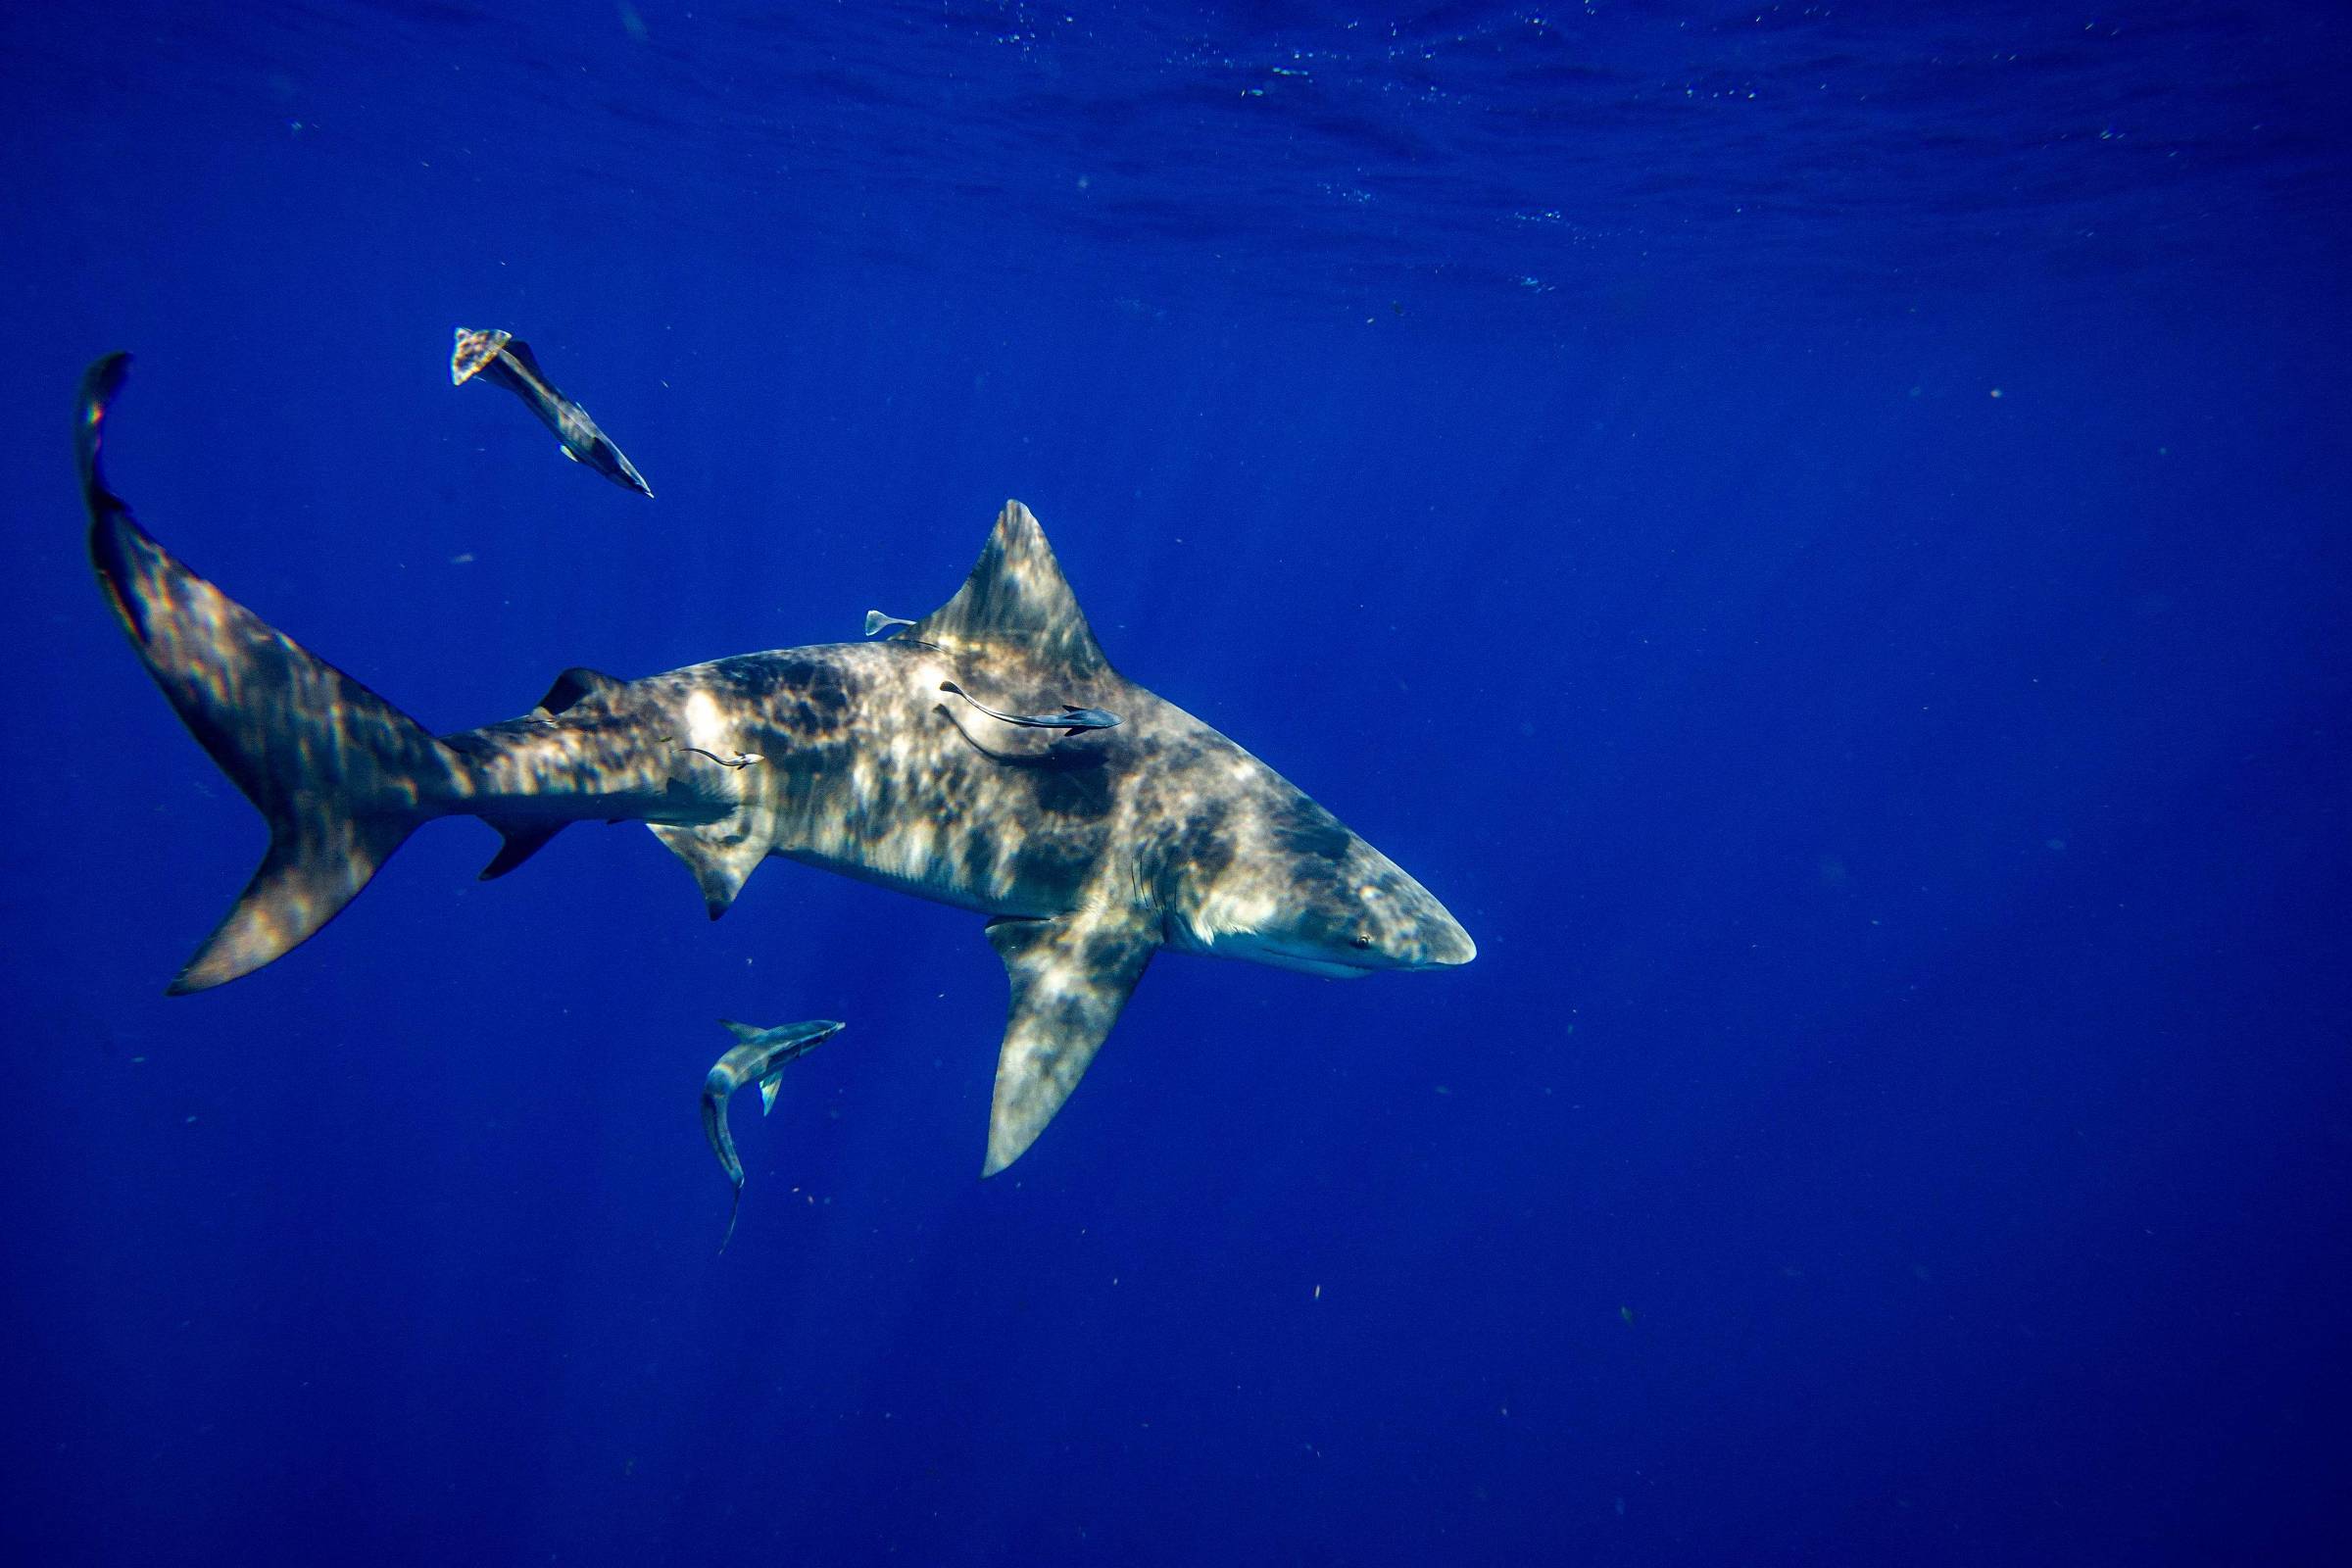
[3,4,2347,1563]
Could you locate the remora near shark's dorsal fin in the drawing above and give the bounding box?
[478,821,565,881]
[534,665,625,717]
[981,902,1157,1175]
[911,502,1110,678]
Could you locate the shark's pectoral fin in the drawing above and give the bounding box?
[478,820,566,881]
[759,1074,783,1115]
[981,903,1158,1176]
[651,821,772,918]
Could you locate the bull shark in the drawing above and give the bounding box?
[79,354,1475,1175]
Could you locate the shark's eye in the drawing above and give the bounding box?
[1350,936,1373,950]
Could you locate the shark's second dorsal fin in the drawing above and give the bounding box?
[534,665,625,717]
[911,502,1110,678]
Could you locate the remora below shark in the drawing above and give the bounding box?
[79,355,1475,1174]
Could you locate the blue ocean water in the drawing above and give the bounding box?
[3,2,2347,1562]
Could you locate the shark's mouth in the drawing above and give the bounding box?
[1259,950,1382,980]
[1194,933,1392,979]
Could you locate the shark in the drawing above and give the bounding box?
[79,354,1475,1175]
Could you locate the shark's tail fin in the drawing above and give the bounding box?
[79,356,458,993]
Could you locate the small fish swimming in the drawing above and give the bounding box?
[451,326,654,498]
[702,1017,844,1251]
[938,679,1120,736]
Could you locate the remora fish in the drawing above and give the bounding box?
[80,355,1474,1176]
[702,1017,845,1251]
[939,679,1119,736]
[451,326,654,497]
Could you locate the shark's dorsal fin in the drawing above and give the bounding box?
[534,665,625,717]
[981,902,1157,1175]
[718,1018,764,1045]
[912,502,1110,678]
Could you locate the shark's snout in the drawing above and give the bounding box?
[1422,909,1477,968]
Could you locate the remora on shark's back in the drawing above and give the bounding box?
[452,326,654,497]
[80,355,1474,1176]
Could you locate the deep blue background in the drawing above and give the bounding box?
[4,3,2348,1563]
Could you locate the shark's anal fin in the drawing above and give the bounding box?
[981,902,1157,1176]
[478,820,566,881]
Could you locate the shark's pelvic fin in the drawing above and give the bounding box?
[652,820,772,918]
[912,501,1111,678]
[982,901,1157,1175]
[79,355,455,993]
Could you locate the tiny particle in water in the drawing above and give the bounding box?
[1989,387,2004,398]
[1619,1304,1636,1325]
